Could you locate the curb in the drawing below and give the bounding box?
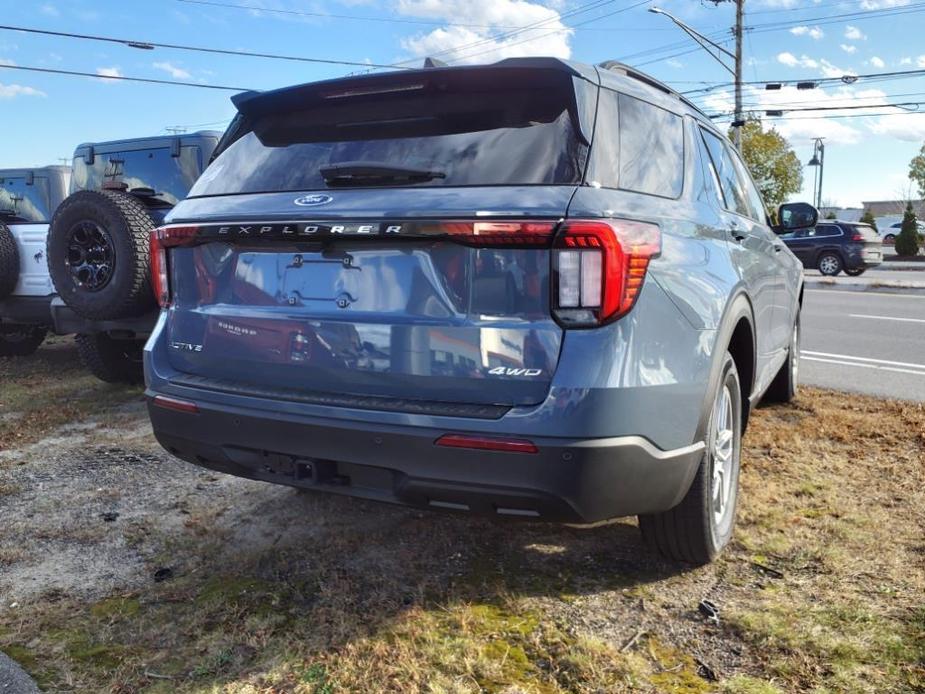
[804,278,925,295]
[0,651,40,693]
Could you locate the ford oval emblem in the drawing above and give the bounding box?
[294,194,334,207]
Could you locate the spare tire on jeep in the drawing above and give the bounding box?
[0,222,20,299]
[47,190,156,320]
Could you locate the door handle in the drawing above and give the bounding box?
[774,244,783,252]
[729,224,747,242]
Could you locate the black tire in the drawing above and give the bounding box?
[0,324,47,357]
[0,222,20,299]
[47,190,156,320]
[844,267,866,276]
[764,312,800,403]
[639,352,742,565]
[883,234,895,244]
[817,252,843,276]
[75,333,145,384]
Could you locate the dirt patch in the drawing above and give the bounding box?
[0,341,923,693]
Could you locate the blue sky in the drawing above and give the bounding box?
[1,0,924,207]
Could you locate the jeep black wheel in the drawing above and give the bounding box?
[844,267,866,276]
[0,324,47,357]
[818,252,843,276]
[639,352,742,565]
[0,223,20,299]
[47,190,156,320]
[75,333,145,384]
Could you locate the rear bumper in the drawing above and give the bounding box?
[146,393,704,523]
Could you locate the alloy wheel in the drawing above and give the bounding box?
[66,221,115,291]
[711,383,736,528]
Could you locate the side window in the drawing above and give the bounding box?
[694,124,725,208]
[700,129,750,219]
[729,149,768,224]
[618,93,684,198]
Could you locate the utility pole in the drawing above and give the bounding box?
[649,3,744,149]
[733,0,744,150]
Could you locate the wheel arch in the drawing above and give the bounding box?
[698,291,756,443]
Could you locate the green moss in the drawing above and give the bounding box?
[722,675,786,693]
[3,644,37,671]
[646,637,711,694]
[90,596,140,619]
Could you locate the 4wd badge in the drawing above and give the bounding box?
[489,367,543,377]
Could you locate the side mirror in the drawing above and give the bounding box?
[777,202,818,231]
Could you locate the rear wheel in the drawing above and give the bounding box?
[818,252,843,276]
[0,324,47,357]
[844,267,866,276]
[764,315,800,403]
[639,352,742,565]
[883,234,895,245]
[75,333,145,384]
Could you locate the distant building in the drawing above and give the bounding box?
[862,199,925,217]
[819,206,862,222]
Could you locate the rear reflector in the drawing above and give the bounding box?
[151,395,200,414]
[435,434,538,454]
[405,220,558,246]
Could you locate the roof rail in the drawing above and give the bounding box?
[597,60,712,120]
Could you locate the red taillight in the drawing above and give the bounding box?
[150,225,199,308]
[151,394,200,414]
[552,219,661,327]
[851,232,864,242]
[435,434,538,454]
[406,220,558,246]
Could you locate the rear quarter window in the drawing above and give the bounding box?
[616,93,684,198]
[0,176,51,223]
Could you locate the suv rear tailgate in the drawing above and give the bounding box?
[163,187,575,408]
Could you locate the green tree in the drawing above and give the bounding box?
[859,208,878,232]
[895,201,921,257]
[733,120,803,211]
[825,211,837,219]
[910,143,925,199]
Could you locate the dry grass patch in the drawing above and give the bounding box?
[0,387,922,693]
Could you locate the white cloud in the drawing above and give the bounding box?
[152,61,191,79]
[95,66,123,82]
[789,25,824,39]
[398,0,571,64]
[0,58,15,66]
[870,56,885,68]
[777,52,818,69]
[840,44,857,54]
[868,112,925,141]
[40,4,60,16]
[665,58,684,68]
[844,25,866,40]
[860,0,911,7]
[918,55,925,68]
[0,82,46,99]
[899,56,913,65]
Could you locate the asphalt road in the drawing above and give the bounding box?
[801,288,925,402]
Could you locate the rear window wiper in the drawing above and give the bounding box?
[320,162,446,186]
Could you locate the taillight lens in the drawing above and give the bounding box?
[406,220,558,246]
[552,219,661,327]
[851,232,864,242]
[150,225,199,308]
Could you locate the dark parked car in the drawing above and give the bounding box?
[144,58,815,564]
[778,221,881,276]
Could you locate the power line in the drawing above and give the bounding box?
[0,24,408,71]
[714,110,925,122]
[0,63,251,90]
[407,0,618,65]
[447,0,651,65]
[682,68,925,96]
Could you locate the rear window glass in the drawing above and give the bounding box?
[847,224,879,241]
[0,176,51,223]
[190,75,589,196]
[71,146,203,205]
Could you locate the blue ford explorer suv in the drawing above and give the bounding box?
[144,58,814,564]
